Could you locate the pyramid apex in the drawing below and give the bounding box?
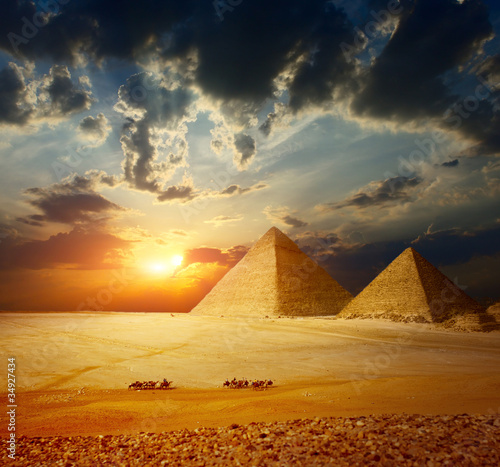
[254,225,298,251]
[258,226,286,243]
[340,244,483,324]
[399,246,420,260]
[191,225,352,316]
[265,226,284,235]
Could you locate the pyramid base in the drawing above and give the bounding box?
[440,312,500,332]
[340,308,499,332]
[340,310,430,324]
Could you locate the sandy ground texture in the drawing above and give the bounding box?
[2,414,499,466]
[1,312,500,465]
[1,312,500,439]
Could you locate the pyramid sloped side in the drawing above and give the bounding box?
[411,250,484,321]
[274,238,353,316]
[487,302,500,318]
[339,249,431,321]
[189,237,279,317]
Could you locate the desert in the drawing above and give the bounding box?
[1,311,500,464]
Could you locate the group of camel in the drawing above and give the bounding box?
[128,380,172,390]
[128,377,274,391]
[223,378,274,390]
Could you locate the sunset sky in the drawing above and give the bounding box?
[0,0,499,312]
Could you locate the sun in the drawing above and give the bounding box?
[145,255,183,274]
[171,255,183,267]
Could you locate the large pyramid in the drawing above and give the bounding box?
[339,247,485,324]
[190,227,353,317]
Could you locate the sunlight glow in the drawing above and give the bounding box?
[150,263,166,273]
[171,255,183,267]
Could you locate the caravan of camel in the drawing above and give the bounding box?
[128,378,274,391]
[223,378,274,390]
[128,380,172,390]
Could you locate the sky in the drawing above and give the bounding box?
[0,0,499,312]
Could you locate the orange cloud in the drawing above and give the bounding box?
[0,227,131,270]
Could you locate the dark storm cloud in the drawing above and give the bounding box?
[352,0,492,120]
[476,53,500,82]
[318,176,421,211]
[43,65,93,116]
[0,227,131,270]
[296,224,500,297]
[115,72,195,201]
[78,113,111,146]
[263,206,309,228]
[411,225,500,266]
[115,72,193,125]
[1,0,193,64]
[297,235,401,293]
[286,5,358,111]
[441,159,459,168]
[1,1,356,111]
[79,113,106,133]
[18,176,125,226]
[24,191,122,224]
[0,0,38,54]
[0,62,33,125]
[1,0,499,157]
[233,133,256,169]
[156,185,195,202]
[0,62,93,126]
[186,1,356,109]
[281,216,309,228]
[445,96,500,156]
[259,114,275,137]
[120,119,161,194]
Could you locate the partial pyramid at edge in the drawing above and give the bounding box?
[339,247,484,323]
[190,227,353,317]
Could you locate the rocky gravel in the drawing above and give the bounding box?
[3,414,499,466]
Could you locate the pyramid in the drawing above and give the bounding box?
[339,247,484,323]
[190,227,353,317]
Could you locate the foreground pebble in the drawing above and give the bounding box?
[2,414,499,466]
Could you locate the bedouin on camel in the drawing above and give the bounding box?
[222,378,273,389]
[128,379,173,390]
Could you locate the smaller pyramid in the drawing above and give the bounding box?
[190,227,352,317]
[339,247,484,324]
